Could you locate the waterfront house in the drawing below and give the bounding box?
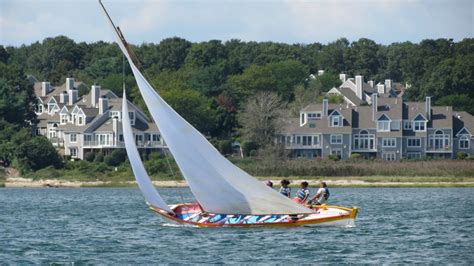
[33,77,165,160]
[278,75,474,160]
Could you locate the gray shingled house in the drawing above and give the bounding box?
[278,74,474,160]
[34,78,165,160]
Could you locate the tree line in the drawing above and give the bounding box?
[0,36,473,172]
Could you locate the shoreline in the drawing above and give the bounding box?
[4,177,474,188]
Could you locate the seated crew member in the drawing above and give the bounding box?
[308,181,330,205]
[293,181,309,204]
[279,179,291,198]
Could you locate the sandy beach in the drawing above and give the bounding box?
[4,177,474,188]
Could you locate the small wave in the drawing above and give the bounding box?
[161,223,197,228]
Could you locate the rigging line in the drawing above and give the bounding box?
[100,0,188,206]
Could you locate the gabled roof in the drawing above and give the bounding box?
[378,114,391,121]
[413,113,427,121]
[456,127,471,136]
[59,106,69,114]
[328,110,342,117]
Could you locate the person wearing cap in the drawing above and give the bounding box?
[308,181,330,205]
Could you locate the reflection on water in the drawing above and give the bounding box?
[0,187,473,263]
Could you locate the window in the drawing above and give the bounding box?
[330,116,342,127]
[135,134,143,145]
[459,136,469,149]
[70,148,77,158]
[35,128,41,136]
[307,112,321,120]
[407,138,421,147]
[413,121,425,131]
[48,103,56,114]
[330,134,343,144]
[313,136,320,146]
[403,121,412,130]
[302,136,312,146]
[70,133,77,143]
[382,152,396,161]
[37,104,43,113]
[286,136,291,145]
[429,130,450,150]
[60,114,68,124]
[119,134,124,142]
[152,134,160,142]
[377,121,390,132]
[110,111,120,118]
[84,134,92,142]
[353,130,375,150]
[407,152,422,159]
[330,149,342,159]
[300,113,305,125]
[382,138,396,147]
[129,111,135,125]
[296,136,301,145]
[49,127,56,138]
[377,114,391,132]
[78,116,84,125]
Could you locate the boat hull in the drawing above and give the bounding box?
[150,203,358,228]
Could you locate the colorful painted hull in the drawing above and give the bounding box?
[150,203,358,228]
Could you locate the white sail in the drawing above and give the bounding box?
[100,1,313,215]
[121,91,173,213]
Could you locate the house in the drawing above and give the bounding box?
[33,77,165,160]
[278,75,474,160]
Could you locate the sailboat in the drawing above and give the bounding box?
[99,1,358,227]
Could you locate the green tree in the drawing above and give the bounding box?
[14,136,62,173]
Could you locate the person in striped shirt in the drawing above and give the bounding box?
[293,181,309,204]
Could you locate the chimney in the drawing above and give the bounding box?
[59,91,68,104]
[355,75,363,100]
[425,96,431,120]
[368,80,374,88]
[384,79,392,90]
[69,89,78,106]
[99,96,109,114]
[377,83,385,94]
[372,93,378,121]
[322,96,328,117]
[91,85,101,108]
[66,77,75,92]
[41,82,50,96]
[339,73,347,82]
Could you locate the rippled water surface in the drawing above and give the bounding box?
[1,187,473,263]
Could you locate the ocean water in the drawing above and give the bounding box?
[0,187,473,264]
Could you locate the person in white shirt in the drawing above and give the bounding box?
[308,181,330,205]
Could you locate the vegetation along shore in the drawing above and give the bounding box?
[2,158,473,188]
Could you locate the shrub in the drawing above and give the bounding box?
[350,153,362,160]
[217,139,233,155]
[84,152,95,162]
[104,149,127,166]
[328,154,340,161]
[249,149,257,157]
[94,152,104,163]
[14,136,62,173]
[457,151,468,160]
[241,140,259,156]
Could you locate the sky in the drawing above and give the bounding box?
[0,0,472,47]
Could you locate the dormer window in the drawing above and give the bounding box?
[413,114,427,132]
[37,104,43,114]
[329,110,343,127]
[78,116,84,125]
[459,136,470,149]
[377,114,391,132]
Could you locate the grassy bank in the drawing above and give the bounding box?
[8,159,474,188]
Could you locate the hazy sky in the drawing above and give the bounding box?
[0,0,472,46]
